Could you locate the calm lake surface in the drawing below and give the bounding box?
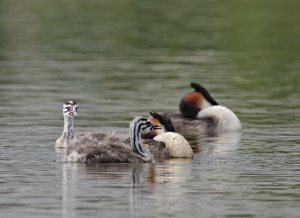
[1,1,300,217]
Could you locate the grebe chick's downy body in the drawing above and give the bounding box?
[55,101,161,163]
[171,82,241,136]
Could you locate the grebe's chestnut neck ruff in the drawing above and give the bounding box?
[180,82,218,118]
[142,111,175,139]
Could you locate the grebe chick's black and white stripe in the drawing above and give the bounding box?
[55,101,78,148]
[172,82,241,136]
[55,101,161,163]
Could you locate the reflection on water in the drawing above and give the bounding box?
[1,0,300,217]
[62,160,195,218]
[188,132,242,154]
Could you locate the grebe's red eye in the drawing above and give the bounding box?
[146,121,153,126]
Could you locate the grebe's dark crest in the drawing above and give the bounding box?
[142,111,175,139]
[150,111,175,132]
[166,82,241,136]
[180,83,218,118]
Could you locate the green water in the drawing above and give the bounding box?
[0,1,300,218]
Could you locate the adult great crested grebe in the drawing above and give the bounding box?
[55,101,161,163]
[151,82,241,137]
[144,132,193,159]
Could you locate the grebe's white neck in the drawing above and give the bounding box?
[61,100,78,148]
[154,132,193,158]
[197,105,241,132]
[60,115,75,149]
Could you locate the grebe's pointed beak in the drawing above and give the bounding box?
[152,124,162,130]
[150,122,162,130]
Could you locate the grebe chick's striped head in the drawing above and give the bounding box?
[179,82,218,118]
[130,117,162,163]
[63,101,79,117]
[130,116,162,135]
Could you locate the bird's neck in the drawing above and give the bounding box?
[130,124,154,163]
[62,116,74,147]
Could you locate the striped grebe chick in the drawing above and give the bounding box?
[156,82,241,137]
[55,101,161,163]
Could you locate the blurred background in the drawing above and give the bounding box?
[1,0,299,130]
[0,1,300,217]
